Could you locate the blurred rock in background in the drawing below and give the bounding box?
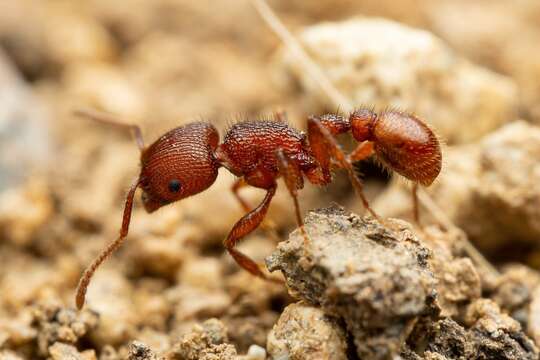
[1,0,540,358]
[278,18,518,144]
[0,50,50,192]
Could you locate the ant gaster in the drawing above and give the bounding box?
[74,108,442,309]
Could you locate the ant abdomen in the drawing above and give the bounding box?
[372,110,441,186]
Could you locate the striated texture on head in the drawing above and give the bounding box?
[373,110,441,186]
[139,122,220,212]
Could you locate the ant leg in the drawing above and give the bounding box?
[74,108,145,151]
[75,178,140,309]
[224,185,279,281]
[348,141,374,163]
[275,149,309,246]
[306,117,333,184]
[231,178,278,235]
[307,117,381,220]
[412,183,421,226]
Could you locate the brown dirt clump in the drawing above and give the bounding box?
[266,302,348,360]
[267,206,538,359]
[267,206,437,359]
[165,319,237,360]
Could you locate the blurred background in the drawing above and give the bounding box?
[1,0,540,358]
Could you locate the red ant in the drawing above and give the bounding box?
[74,107,441,309]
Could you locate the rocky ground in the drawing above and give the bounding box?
[2,1,540,359]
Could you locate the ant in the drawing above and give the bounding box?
[74,107,441,309]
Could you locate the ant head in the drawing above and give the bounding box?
[139,122,220,213]
[349,109,377,142]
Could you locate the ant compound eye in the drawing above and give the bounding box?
[168,179,182,193]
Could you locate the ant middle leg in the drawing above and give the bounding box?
[275,149,310,246]
[307,116,380,220]
[74,108,145,151]
[224,185,279,282]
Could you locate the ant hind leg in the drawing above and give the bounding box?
[307,116,380,221]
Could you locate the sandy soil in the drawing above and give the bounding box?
[1,1,540,359]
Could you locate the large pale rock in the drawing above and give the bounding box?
[0,49,50,191]
[427,0,540,120]
[267,302,348,360]
[279,18,518,143]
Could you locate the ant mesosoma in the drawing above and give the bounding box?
[74,108,441,309]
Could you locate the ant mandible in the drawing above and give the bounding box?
[74,107,442,309]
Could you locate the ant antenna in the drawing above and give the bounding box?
[75,178,140,309]
[74,108,145,151]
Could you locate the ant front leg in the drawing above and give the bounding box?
[231,178,278,235]
[307,116,380,221]
[74,108,145,151]
[275,149,310,246]
[224,185,279,281]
